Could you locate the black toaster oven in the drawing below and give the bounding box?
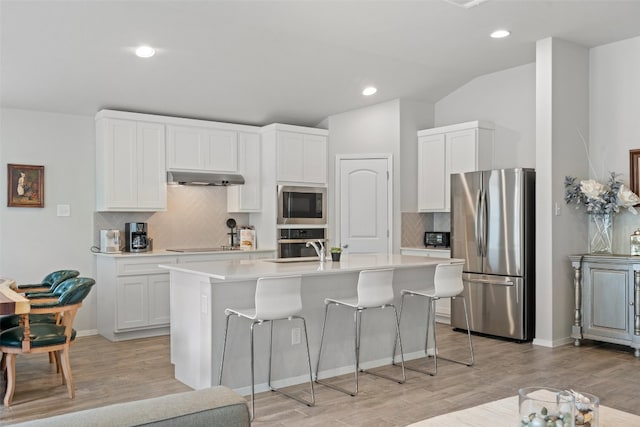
[424,231,450,248]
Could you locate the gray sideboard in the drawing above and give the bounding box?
[569,254,640,357]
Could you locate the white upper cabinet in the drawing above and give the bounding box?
[166,125,238,173]
[96,116,166,212]
[276,129,328,185]
[417,121,494,212]
[227,132,261,212]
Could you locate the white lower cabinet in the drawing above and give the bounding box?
[115,273,170,330]
[97,251,276,341]
[400,248,452,322]
[98,255,176,341]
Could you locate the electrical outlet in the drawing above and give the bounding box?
[291,327,301,345]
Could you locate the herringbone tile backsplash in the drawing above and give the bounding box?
[401,212,450,247]
[94,186,249,250]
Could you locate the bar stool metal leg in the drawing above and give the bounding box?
[267,317,315,408]
[315,303,359,396]
[218,312,233,385]
[362,305,405,384]
[436,296,474,367]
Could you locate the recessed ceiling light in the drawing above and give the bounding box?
[490,30,510,39]
[362,86,377,96]
[135,46,156,58]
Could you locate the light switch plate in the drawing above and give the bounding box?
[57,204,71,217]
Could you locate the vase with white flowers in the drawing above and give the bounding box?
[564,172,640,254]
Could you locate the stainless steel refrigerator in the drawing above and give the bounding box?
[450,168,535,341]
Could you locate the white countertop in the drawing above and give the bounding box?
[93,248,276,257]
[400,246,451,252]
[159,253,462,281]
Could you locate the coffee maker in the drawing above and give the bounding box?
[125,222,150,252]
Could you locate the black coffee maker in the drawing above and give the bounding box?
[125,222,150,252]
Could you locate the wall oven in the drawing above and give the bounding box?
[278,228,327,258]
[277,185,327,225]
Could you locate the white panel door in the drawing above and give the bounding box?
[340,158,390,254]
[148,274,171,326]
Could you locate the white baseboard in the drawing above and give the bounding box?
[532,336,574,348]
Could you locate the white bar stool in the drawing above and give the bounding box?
[315,268,405,396]
[393,261,474,376]
[218,275,314,420]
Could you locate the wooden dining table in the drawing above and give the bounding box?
[0,278,30,316]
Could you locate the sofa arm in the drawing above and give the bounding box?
[12,386,250,427]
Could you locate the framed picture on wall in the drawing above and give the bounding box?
[7,164,44,208]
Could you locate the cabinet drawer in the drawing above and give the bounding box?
[117,256,178,275]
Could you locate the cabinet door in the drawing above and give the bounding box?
[205,129,238,172]
[148,274,171,326]
[228,132,261,212]
[445,129,477,210]
[303,134,327,184]
[277,131,305,182]
[166,125,206,170]
[116,276,148,330]
[417,134,446,211]
[137,122,167,209]
[101,119,138,209]
[584,263,631,342]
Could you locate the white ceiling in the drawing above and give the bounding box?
[2,0,640,127]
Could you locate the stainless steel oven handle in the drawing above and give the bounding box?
[278,239,329,244]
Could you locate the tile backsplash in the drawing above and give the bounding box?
[94,186,249,250]
[401,212,451,247]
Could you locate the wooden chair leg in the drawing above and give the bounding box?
[59,348,74,399]
[54,351,63,377]
[4,353,16,406]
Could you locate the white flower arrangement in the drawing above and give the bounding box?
[564,172,640,215]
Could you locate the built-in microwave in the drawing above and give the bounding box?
[277,185,327,225]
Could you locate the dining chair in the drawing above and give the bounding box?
[0,277,95,406]
[14,270,80,293]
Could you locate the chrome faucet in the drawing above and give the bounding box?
[306,240,325,262]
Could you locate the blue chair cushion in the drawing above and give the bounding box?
[0,324,76,348]
[17,270,80,291]
[0,313,56,329]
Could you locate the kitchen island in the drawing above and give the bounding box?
[159,254,461,394]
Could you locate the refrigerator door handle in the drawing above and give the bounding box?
[466,278,514,286]
[474,189,483,257]
[479,189,488,257]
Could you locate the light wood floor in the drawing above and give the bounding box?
[2,325,640,425]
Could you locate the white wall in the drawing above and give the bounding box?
[590,35,640,252]
[435,63,536,169]
[535,38,590,347]
[327,98,433,252]
[400,99,434,212]
[0,108,97,333]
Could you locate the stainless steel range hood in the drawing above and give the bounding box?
[167,171,245,186]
